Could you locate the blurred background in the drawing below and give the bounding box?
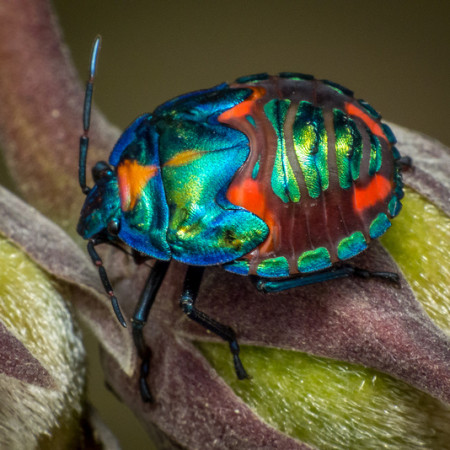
[54,1,450,146]
[45,1,450,448]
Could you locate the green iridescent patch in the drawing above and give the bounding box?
[265,99,300,203]
[297,247,332,273]
[337,231,367,260]
[293,101,329,198]
[369,213,391,239]
[367,128,382,176]
[333,109,363,189]
[388,195,402,217]
[154,86,269,265]
[257,256,290,277]
[246,115,256,128]
[223,260,250,275]
[252,158,260,179]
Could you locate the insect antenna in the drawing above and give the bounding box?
[79,36,102,195]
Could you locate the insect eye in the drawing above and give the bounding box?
[107,219,120,236]
[92,161,113,182]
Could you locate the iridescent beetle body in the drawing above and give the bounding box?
[78,39,405,402]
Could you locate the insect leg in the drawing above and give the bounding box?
[397,155,413,171]
[180,266,248,380]
[131,260,170,402]
[254,264,399,293]
[87,238,126,327]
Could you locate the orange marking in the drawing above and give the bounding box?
[345,102,386,140]
[117,160,158,211]
[227,178,264,216]
[227,178,276,253]
[218,86,266,122]
[353,174,392,212]
[164,150,203,167]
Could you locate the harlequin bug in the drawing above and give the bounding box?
[78,37,408,402]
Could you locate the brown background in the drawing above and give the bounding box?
[55,1,450,147]
[49,1,450,448]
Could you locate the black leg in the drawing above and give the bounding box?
[132,260,170,402]
[87,238,127,327]
[253,264,399,293]
[180,266,248,380]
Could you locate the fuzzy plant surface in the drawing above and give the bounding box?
[197,186,450,449]
[0,1,449,449]
[0,232,121,449]
[0,236,85,449]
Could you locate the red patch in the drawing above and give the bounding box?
[345,102,386,141]
[218,86,266,122]
[353,174,392,212]
[227,178,276,253]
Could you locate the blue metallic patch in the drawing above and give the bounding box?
[223,260,250,275]
[369,213,391,239]
[109,114,151,166]
[337,232,367,260]
[154,86,269,265]
[246,115,256,127]
[357,99,381,119]
[257,257,290,277]
[114,118,171,259]
[235,73,269,84]
[388,195,402,217]
[382,123,397,144]
[298,247,332,273]
[392,146,401,160]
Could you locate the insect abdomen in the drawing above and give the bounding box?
[221,74,403,277]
